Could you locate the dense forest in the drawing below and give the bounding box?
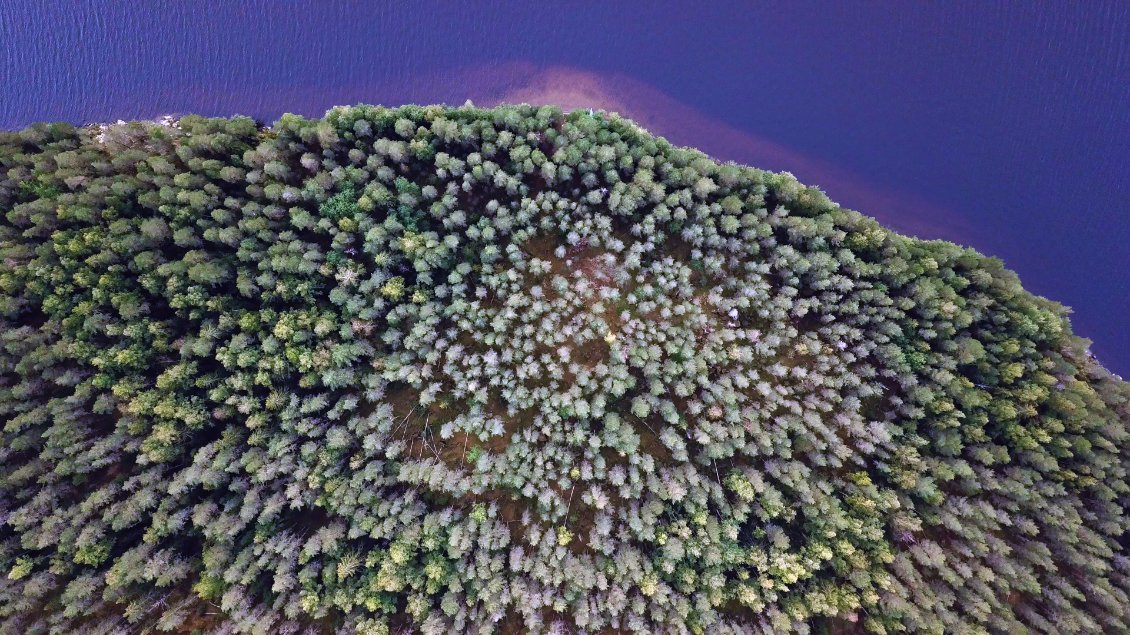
[0,104,1127,634]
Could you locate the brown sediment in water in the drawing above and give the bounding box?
[479,63,973,243]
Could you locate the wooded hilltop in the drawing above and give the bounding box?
[1,104,1127,634]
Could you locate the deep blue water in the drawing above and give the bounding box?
[2,1,1127,374]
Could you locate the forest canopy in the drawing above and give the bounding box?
[0,104,1127,635]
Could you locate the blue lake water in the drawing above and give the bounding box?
[2,1,1127,374]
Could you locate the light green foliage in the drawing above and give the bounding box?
[0,106,1127,635]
